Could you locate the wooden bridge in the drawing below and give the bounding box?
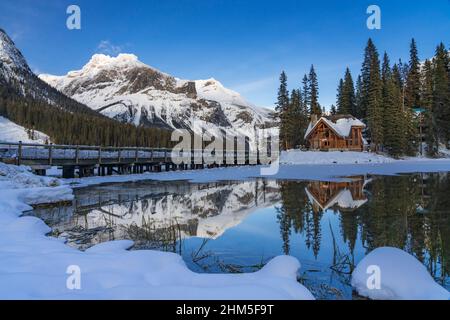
[0,141,269,178]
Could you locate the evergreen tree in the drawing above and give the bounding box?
[301,74,310,109]
[354,75,364,118]
[330,104,337,115]
[421,59,439,156]
[336,78,344,113]
[362,39,384,150]
[383,62,406,157]
[276,71,290,113]
[433,43,450,147]
[308,65,321,115]
[338,68,356,115]
[405,39,422,110]
[276,71,290,150]
[284,89,301,149]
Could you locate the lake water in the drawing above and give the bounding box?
[27,172,450,299]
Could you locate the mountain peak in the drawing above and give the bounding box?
[87,53,140,67]
[0,29,30,73]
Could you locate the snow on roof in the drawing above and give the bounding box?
[304,115,365,140]
[305,187,367,212]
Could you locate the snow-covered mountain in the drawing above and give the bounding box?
[39,54,276,146]
[0,29,30,81]
[0,29,102,116]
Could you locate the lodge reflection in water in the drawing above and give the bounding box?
[28,173,449,287]
[305,177,368,213]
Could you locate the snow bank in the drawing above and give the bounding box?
[351,247,449,300]
[280,150,394,165]
[0,116,49,144]
[0,163,313,299]
[0,162,61,189]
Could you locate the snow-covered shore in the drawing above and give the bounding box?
[62,153,450,187]
[0,163,313,300]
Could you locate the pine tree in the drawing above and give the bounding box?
[285,89,300,149]
[421,59,439,156]
[276,71,290,150]
[330,104,337,115]
[405,39,422,110]
[362,39,384,150]
[433,43,450,148]
[354,75,363,118]
[383,62,406,157]
[308,65,321,115]
[301,74,310,109]
[336,79,344,113]
[338,68,356,115]
[276,71,290,113]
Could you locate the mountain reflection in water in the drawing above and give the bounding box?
[28,173,450,299]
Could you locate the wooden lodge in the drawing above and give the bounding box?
[304,114,365,151]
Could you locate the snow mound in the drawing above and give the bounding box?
[0,163,59,188]
[351,247,450,300]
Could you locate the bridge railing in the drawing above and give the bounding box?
[0,141,270,166]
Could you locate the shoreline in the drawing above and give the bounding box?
[61,157,450,188]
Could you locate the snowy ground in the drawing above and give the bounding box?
[282,150,395,164]
[0,163,313,299]
[0,116,49,144]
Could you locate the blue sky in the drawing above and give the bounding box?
[0,0,448,109]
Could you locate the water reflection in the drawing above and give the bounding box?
[276,173,449,288]
[31,180,280,250]
[28,173,450,298]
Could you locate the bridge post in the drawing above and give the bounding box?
[118,149,121,163]
[75,146,79,164]
[98,146,102,165]
[135,147,138,162]
[17,141,22,166]
[48,143,53,166]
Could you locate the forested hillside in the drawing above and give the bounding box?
[0,83,173,147]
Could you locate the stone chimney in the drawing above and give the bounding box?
[310,114,318,125]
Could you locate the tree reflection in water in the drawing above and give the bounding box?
[276,173,450,287]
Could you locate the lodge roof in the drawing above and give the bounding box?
[304,114,365,140]
[305,187,368,211]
